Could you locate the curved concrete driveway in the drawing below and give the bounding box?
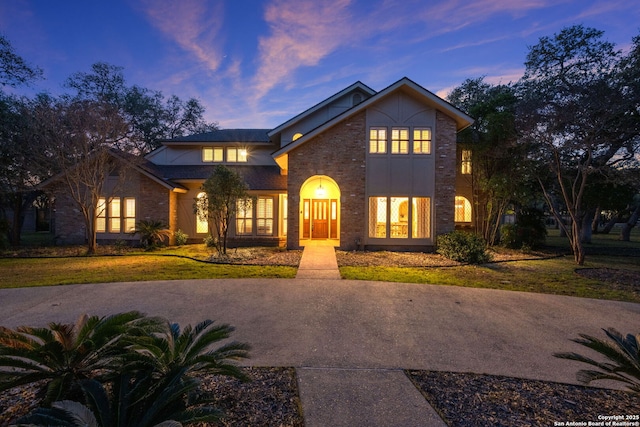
[1,278,638,384]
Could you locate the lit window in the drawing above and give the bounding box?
[97,198,107,233]
[281,195,288,237]
[368,197,387,238]
[413,128,431,154]
[227,147,248,163]
[124,198,136,232]
[109,197,121,233]
[412,197,431,238]
[369,128,387,154]
[369,196,431,239]
[203,147,223,162]
[97,197,135,233]
[292,133,303,141]
[455,196,472,222]
[461,150,472,174]
[257,197,273,235]
[390,197,409,238]
[391,128,409,154]
[236,198,253,235]
[196,192,208,233]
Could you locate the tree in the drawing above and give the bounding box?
[517,25,638,264]
[194,165,251,256]
[0,36,43,246]
[0,35,42,87]
[37,96,130,254]
[67,62,217,154]
[447,78,534,245]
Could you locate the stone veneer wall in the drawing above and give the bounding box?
[287,111,367,250]
[434,111,457,238]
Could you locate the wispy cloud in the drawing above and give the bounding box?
[138,0,225,72]
[252,0,356,99]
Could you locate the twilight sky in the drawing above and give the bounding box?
[1,0,638,129]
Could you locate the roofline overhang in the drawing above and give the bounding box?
[272,77,474,161]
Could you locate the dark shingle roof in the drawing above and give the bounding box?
[166,129,271,143]
[153,165,287,191]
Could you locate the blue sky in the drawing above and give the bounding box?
[1,0,638,129]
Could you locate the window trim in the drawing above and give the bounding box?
[368,196,431,240]
[391,128,409,154]
[369,127,387,154]
[413,128,432,154]
[96,197,136,234]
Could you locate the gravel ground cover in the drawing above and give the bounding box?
[408,370,639,427]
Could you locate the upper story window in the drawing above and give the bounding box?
[202,147,247,163]
[292,133,303,141]
[413,128,431,154]
[352,93,362,106]
[369,127,387,154]
[391,128,409,154]
[202,147,223,162]
[461,150,472,174]
[227,147,248,163]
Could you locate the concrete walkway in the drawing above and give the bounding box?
[295,244,341,280]
[1,245,639,426]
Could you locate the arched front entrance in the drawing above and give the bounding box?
[299,175,340,246]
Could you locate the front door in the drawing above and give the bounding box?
[312,199,328,238]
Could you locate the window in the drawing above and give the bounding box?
[368,197,387,238]
[96,197,135,233]
[292,133,303,141]
[256,197,273,235]
[461,150,472,174]
[391,128,409,154]
[196,192,208,233]
[236,198,253,235]
[124,198,136,232]
[455,196,472,222]
[412,198,431,238]
[369,128,387,153]
[97,198,107,233]
[227,147,248,162]
[368,196,431,239]
[413,128,431,154]
[203,147,223,162]
[281,195,288,236]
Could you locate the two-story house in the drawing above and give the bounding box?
[50,77,474,251]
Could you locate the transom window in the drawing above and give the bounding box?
[369,128,387,153]
[97,197,135,233]
[391,128,409,154]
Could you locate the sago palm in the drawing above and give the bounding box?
[555,328,640,393]
[132,319,251,381]
[134,219,171,249]
[0,311,164,404]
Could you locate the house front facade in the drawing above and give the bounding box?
[50,77,474,251]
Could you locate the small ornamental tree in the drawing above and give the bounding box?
[194,165,251,256]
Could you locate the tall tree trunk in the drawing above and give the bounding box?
[591,206,601,234]
[601,212,620,234]
[619,205,640,242]
[581,208,595,244]
[571,220,586,265]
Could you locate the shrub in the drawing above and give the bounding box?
[437,231,491,264]
[204,234,217,248]
[174,229,189,246]
[133,220,171,249]
[555,328,640,394]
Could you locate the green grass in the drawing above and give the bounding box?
[0,254,297,288]
[340,228,640,303]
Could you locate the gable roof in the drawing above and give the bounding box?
[154,165,287,191]
[163,129,271,144]
[272,77,474,162]
[268,81,376,139]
